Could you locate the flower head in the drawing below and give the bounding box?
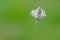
[30,7,46,21]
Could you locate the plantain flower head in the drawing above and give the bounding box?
[30,7,46,21]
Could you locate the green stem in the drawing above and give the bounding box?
[35,20,38,40]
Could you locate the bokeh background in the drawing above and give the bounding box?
[0,0,60,40]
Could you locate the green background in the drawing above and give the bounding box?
[0,0,60,40]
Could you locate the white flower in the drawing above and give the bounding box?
[30,7,46,21]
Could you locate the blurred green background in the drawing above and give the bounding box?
[0,0,60,40]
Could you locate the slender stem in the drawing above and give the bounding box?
[35,20,38,40]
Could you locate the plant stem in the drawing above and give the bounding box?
[35,20,38,40]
